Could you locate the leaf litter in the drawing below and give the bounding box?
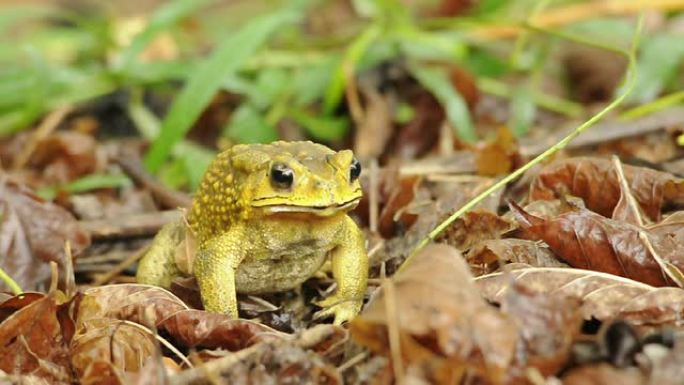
[4,3,684,384]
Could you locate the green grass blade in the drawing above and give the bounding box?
[409,65,477,143]
[143,9,299,172]
[114,0,214,70]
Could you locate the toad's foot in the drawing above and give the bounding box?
[314,295,362,325]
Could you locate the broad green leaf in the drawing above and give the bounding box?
[114,0,213,70]
[289,109,349,142]
[224,104,278,144]
[409,65,477,143]
[144,9,299,172]
[628,33,684,104]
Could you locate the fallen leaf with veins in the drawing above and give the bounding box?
[476,267,684,328]
[350,244,518,384]
[70,318,157,379]
[0,175,90,291]
[466,238,566,276]
[508,201,684,286]
[0,295,73,384]
[530,157,684,221]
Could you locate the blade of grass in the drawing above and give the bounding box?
[143,9,299,172]
[36,174,132,201]
[114,0,214,70]
[323,24,381,114]
[400,14,644,271]
[409,65,477,143]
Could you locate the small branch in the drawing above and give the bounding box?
[80,210,181,240]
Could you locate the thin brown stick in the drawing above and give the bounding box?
[80,209,181,240]
[92,244,150,286]
[382,278,404,383]
[12,106,73,170]
[470,0,684,40]
[114,153,192,209]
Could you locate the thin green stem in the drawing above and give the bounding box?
[399,14,644,272]
[477,77,583,117]
[0,266,22,295]
[620,90,684,120]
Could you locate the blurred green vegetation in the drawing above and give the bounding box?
[2,0,683,191]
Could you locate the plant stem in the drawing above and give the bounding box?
[399,14,644,272]
[0,266,22,295]
[477,77,583,117]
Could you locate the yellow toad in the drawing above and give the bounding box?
[136,141,368,324]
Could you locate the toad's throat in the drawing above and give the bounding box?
[253,197,361,216]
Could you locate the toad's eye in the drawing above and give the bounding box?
[271,163,294,189]
[350,158,361,182]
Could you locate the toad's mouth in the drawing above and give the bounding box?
[253,197,361,216]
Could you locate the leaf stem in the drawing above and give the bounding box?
[399,14,644,272]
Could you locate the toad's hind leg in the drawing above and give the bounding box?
[136,220,185,288]
[193,227,246,318]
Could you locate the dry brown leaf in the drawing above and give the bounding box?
[394,91,443,159]
[0,296,72,384]
[508,201,684,286]
[159,309,281,350]
[0,176,90,291]
[350,244,517,384]
[500,284,582,378]
[530,157,684,221]
[76,284,189,327]
[71,319,157,381]
[436,209,514,251]
[30,131,98,183]
[476,267,684,328]
[378,174,421,238]
[474,127,521,176]
[561,363,645,385]
[466,238,566,276]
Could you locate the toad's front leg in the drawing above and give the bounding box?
[315,216,368,324]
[193,227,246,318]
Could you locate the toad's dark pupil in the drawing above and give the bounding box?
[350,159,361,182]
[271,164,294,189]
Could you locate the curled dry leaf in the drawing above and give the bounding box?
[561,363,646,385]
[76,284,189,327]
[77,285,281,352]
[474,127,521,176]
[0,175,90,291]
[71,318,157,380]
[508,201,684,286]
[378,174,421,238]
[169,341,341,385]
[350,244,517,384]
[0,295,72,384]
[530,157,684,221]
[476,267,684,328]
[500,284,582,378]
[159,309,282,351]
[466,238,566,276]
[436,209,514,252]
